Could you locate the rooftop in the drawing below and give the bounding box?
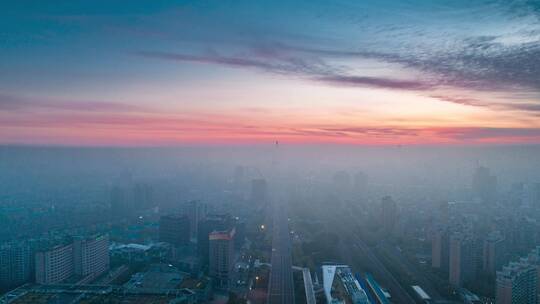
[322,265,370,304]
[209,228,235,241]
[1,282,196,304]
[124,264,187,291]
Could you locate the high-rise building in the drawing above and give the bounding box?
[159,215,190,246]
[381,196,398,235]
[483,231,506,277]
[449,233,478,286]
[524,246,540,302]
[0,242,33,290]
[511,218,538,253]
[250,179,267,205]
[431,227,449,273]
[472,166,497,203]
[197,214,233,267]
[34,235,110,285]
[496,260,538,304]
[209,228,235,289]
[73,234,110,279]
[184,200,207,240]
[35,243,74,284]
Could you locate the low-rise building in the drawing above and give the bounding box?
[322,264,371,304]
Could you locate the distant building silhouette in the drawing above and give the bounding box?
[133,183,153,210]
[483,231,506,277]
[159,215,190,246]
[431,227,449,273]
[110,186,128,216]
[250,178,268,205]
[353,171,368,193]
[472,166,497,203]
[381,196,398,235]
[449,233,478,287]
[110,183,153,217]
[525,182,540,208]
[332,171,351,194]
[184,200,207,240]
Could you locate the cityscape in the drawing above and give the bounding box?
[2,1,540,304]
[1,146,540,304]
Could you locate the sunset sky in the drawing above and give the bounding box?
[2,0,540,145]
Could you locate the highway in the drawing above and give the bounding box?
[350,235,415,304]
[267,203,295,304]
[379,241,444,301]
[335,213,416,304]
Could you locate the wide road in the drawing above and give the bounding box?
[267,202,295,304]
[379,241,444,301]
[335,212,416,304]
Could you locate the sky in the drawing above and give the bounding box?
[1,0,540,146]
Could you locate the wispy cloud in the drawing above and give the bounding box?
[137,50,432,92]
[302,125,540,143]
[317,75,432,90]
[4,1,540,145]
[431,94,540,114]
[137,50,341,76]
[0,94,151,113]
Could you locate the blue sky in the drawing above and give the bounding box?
[1,1,540,145]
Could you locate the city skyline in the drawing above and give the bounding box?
[2,1,540,146]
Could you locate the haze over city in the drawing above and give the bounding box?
[1,1,540,304]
